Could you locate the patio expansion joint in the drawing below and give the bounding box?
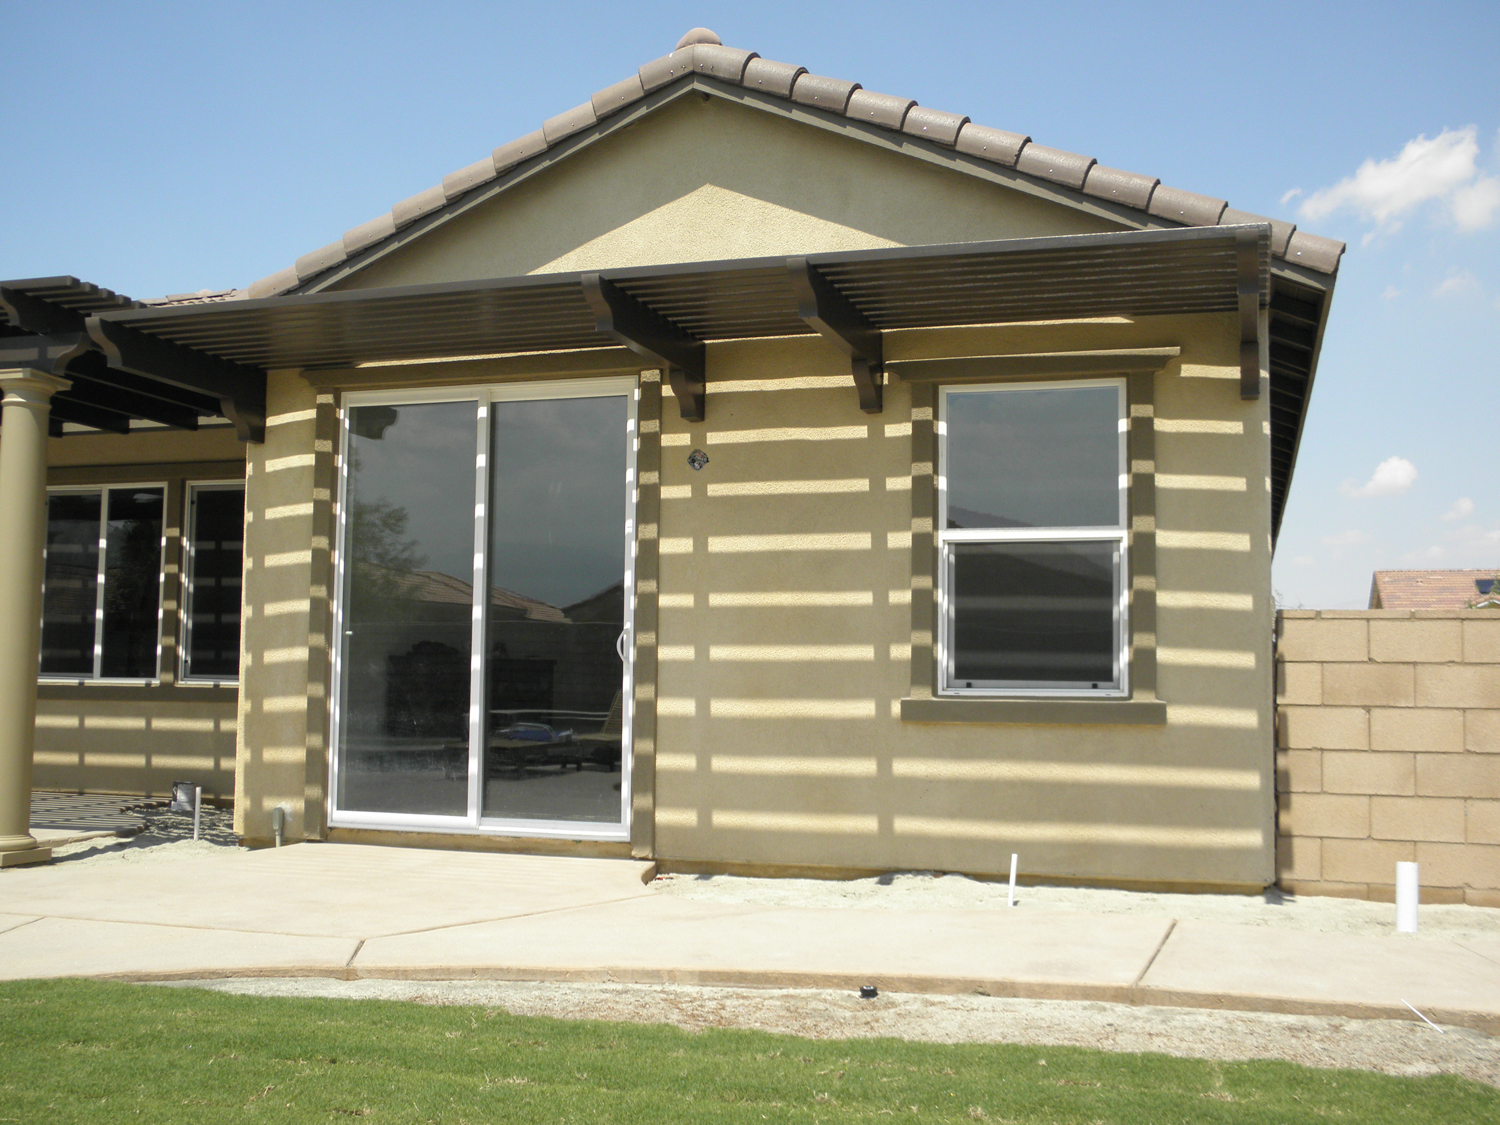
[353,891,665,942]
[5,911,359,940]
[1131,918,1176,987]
[1457,940,1500,969]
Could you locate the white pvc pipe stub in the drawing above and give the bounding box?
[1396,861,1419,933]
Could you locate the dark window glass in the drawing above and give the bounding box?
[100,489,164,678]
[950,541,1117,688]
[185,488,244,679]
[483,394,628,825]
[41,493,102,675]
[945,385,1120,529]
[336,400,478,818]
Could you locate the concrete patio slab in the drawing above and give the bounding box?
[0,843,655,938]
[1141,920,1500,1028]
[0,916,359,981]
[354,894,1174,996]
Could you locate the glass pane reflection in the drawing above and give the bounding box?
[945,385,1121,530]
[483,395,628,825]
[950,540,1118,689]
[337,401,477,816]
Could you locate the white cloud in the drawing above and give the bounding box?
[1435,269,1480,297]
[1280,187,1303,206]
[1381,285,1403,301]
[1299,126,1496,232]
[1441,497,1475,521]
[1340,456,1418,498]
[1425,545,1448,561]
[1320,529,1369,547]
[1452,175,1500,231]
[1293,555,1316,567]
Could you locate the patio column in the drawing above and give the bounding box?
[0,368,68,867]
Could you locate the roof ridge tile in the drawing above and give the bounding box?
[1015,142,1096,191]
[742,57,806,98]
[954,123,1028,167]
[1148,184,1229,227]
[791,72,861,114]
[902,104,968,147]
[846,89,916,130]
[691,44,758,82]
[591,73,648,119]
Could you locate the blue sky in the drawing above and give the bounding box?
[5,1,1496,608]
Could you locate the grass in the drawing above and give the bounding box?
[0,979,1494,1124]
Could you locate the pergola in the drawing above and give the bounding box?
[0,223,1333,864]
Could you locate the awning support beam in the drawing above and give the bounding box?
[86,317,266,442]
[788,258,883,413]
[581,274,706,422]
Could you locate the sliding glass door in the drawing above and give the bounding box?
[330,379,636,839]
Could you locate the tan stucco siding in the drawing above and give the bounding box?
[34,698,236,797]
[233,371,324,841]
[329,96,1122,290]
[650,315,1274,888]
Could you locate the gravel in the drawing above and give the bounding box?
[168,977,1500,1087]
[50,810,1499,1085]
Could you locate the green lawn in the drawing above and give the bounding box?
[0,979,1493,1124]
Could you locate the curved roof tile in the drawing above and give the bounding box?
[247,28,1344,298]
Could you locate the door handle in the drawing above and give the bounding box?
[616,629,628,662]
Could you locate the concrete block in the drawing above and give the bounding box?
[1369,796,1465,843]
[1278,706,1368,751]
[1276,660,1321,705]
[1275,749,1321,793]
[1370,708,1464,753]
[1278,617,1367,662]
[1415,841,1500,890]
[1277,792,1369,839]
[1468,709,1500,753]
[1415,664,1500,709]
[1468,799,1500,845]
[1320,838,1414,884]
[1322,662,1414,707]
[1416,754,1500,799]
[1321,751,1413,796]
[1465,619,1500,663]
[1370,618,1462,663]
[1467,888,1500,907]
[1275,833,1320,881]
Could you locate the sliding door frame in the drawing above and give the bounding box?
[327,377,639,841]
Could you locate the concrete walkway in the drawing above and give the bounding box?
[1,843,1497,1035]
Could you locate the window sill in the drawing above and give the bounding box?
[900,697,1167,726]
[38,682,239,703]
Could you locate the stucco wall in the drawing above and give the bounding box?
[1276,609,1500,906]
[232,372,333,843]
[29,424,244,797]
[649,313,1274,888]
[326,94,1122,291]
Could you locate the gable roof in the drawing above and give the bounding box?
[1369,569,1500,609]
[224,27,1344,303]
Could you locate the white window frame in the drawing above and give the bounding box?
[40,482,168,684]
[180,481,245,684]
[327,377,639,842]
[936,379,1129,699]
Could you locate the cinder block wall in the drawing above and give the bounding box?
[1276,610,1500,905]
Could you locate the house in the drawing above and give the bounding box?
[1370,570,1500,610]
[0,28,1342,888]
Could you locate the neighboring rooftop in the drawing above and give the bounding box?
[1369,570,1500,610]
[209,26,1344,304]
